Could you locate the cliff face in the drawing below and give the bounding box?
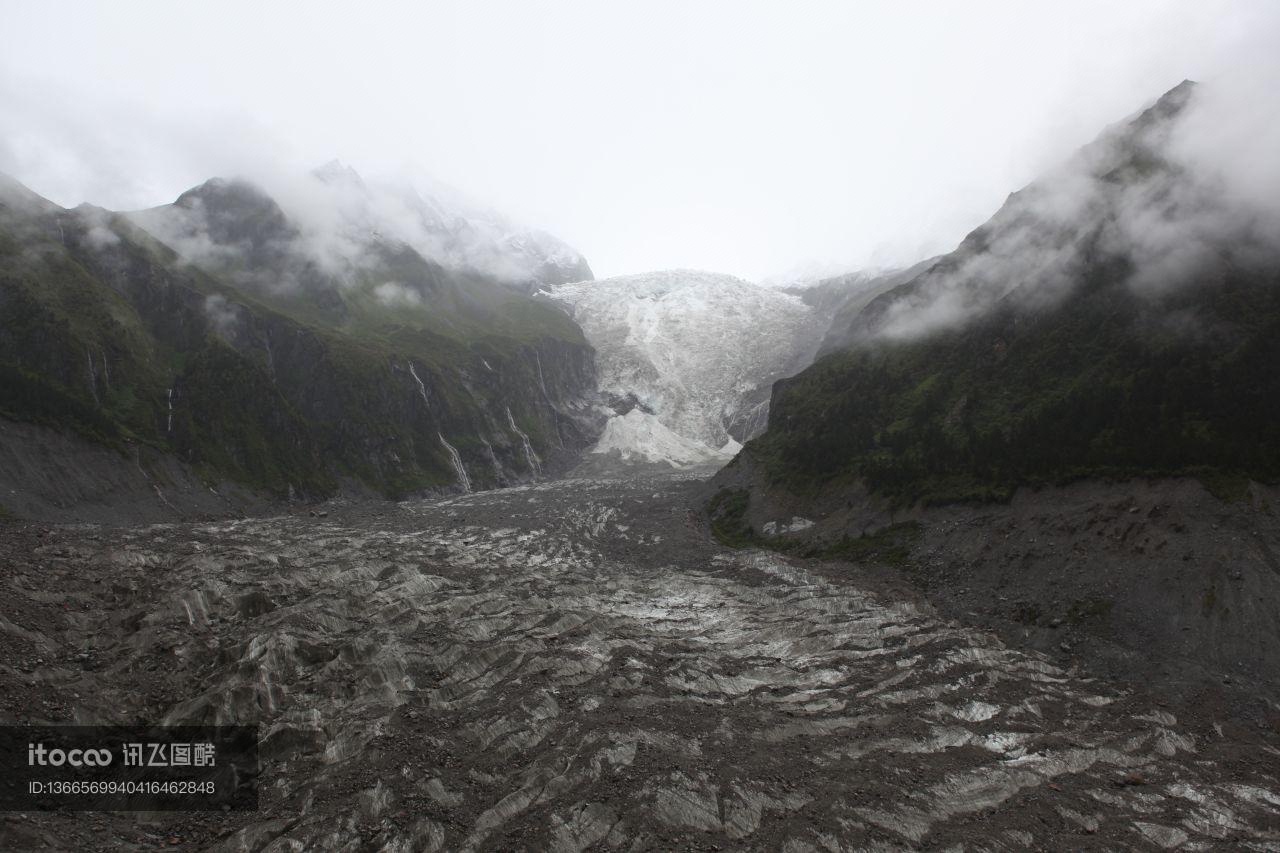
[0,172,602,513]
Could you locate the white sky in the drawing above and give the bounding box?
[1,1,1276,280]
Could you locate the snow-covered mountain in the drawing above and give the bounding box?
[547,270,825,469]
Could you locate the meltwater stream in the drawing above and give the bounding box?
[3,475,1278,851]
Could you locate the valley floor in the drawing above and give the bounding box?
[1,475,1279,850]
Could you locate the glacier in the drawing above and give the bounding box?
[548,269,824,470]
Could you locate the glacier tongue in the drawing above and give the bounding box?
[549,269,824,470]
[592,409,735,469]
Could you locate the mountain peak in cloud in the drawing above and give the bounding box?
[311,159,368,191]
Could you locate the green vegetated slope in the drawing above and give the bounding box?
[0,173,597,499]
[734,81,1280,506]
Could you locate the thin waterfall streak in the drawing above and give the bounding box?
[438,433,472,493]
[506,407,541,477]
[86,348,99,404]
[409,363,430,407]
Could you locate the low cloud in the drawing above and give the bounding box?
[866,73,1280,343]
[72,206,124,251]
[262,166,586,286]
[124,162,588,299]
[203,294,240,337]
[373,281,422,308]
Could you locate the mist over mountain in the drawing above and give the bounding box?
[0,167,600,514]
[132,161,592,298]
[790,259,942,355]
[848,81,1280,345]
[721,81,1280,507]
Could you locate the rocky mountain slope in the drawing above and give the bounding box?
[0,170,601,518]
[547,270,825,470]
[726,81,1280,506]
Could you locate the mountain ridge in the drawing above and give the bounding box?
[0,170,603,514]
[720,80,1280,507]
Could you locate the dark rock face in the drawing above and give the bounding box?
[172,178,299,254]
[0,417,272,523]
[0,173,604,509]
[603,391,654,417]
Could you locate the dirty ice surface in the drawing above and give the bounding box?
[3,475,1279,851]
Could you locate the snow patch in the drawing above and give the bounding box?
[762,517,815,537]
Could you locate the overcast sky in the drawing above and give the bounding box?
[2,1,1276,280]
